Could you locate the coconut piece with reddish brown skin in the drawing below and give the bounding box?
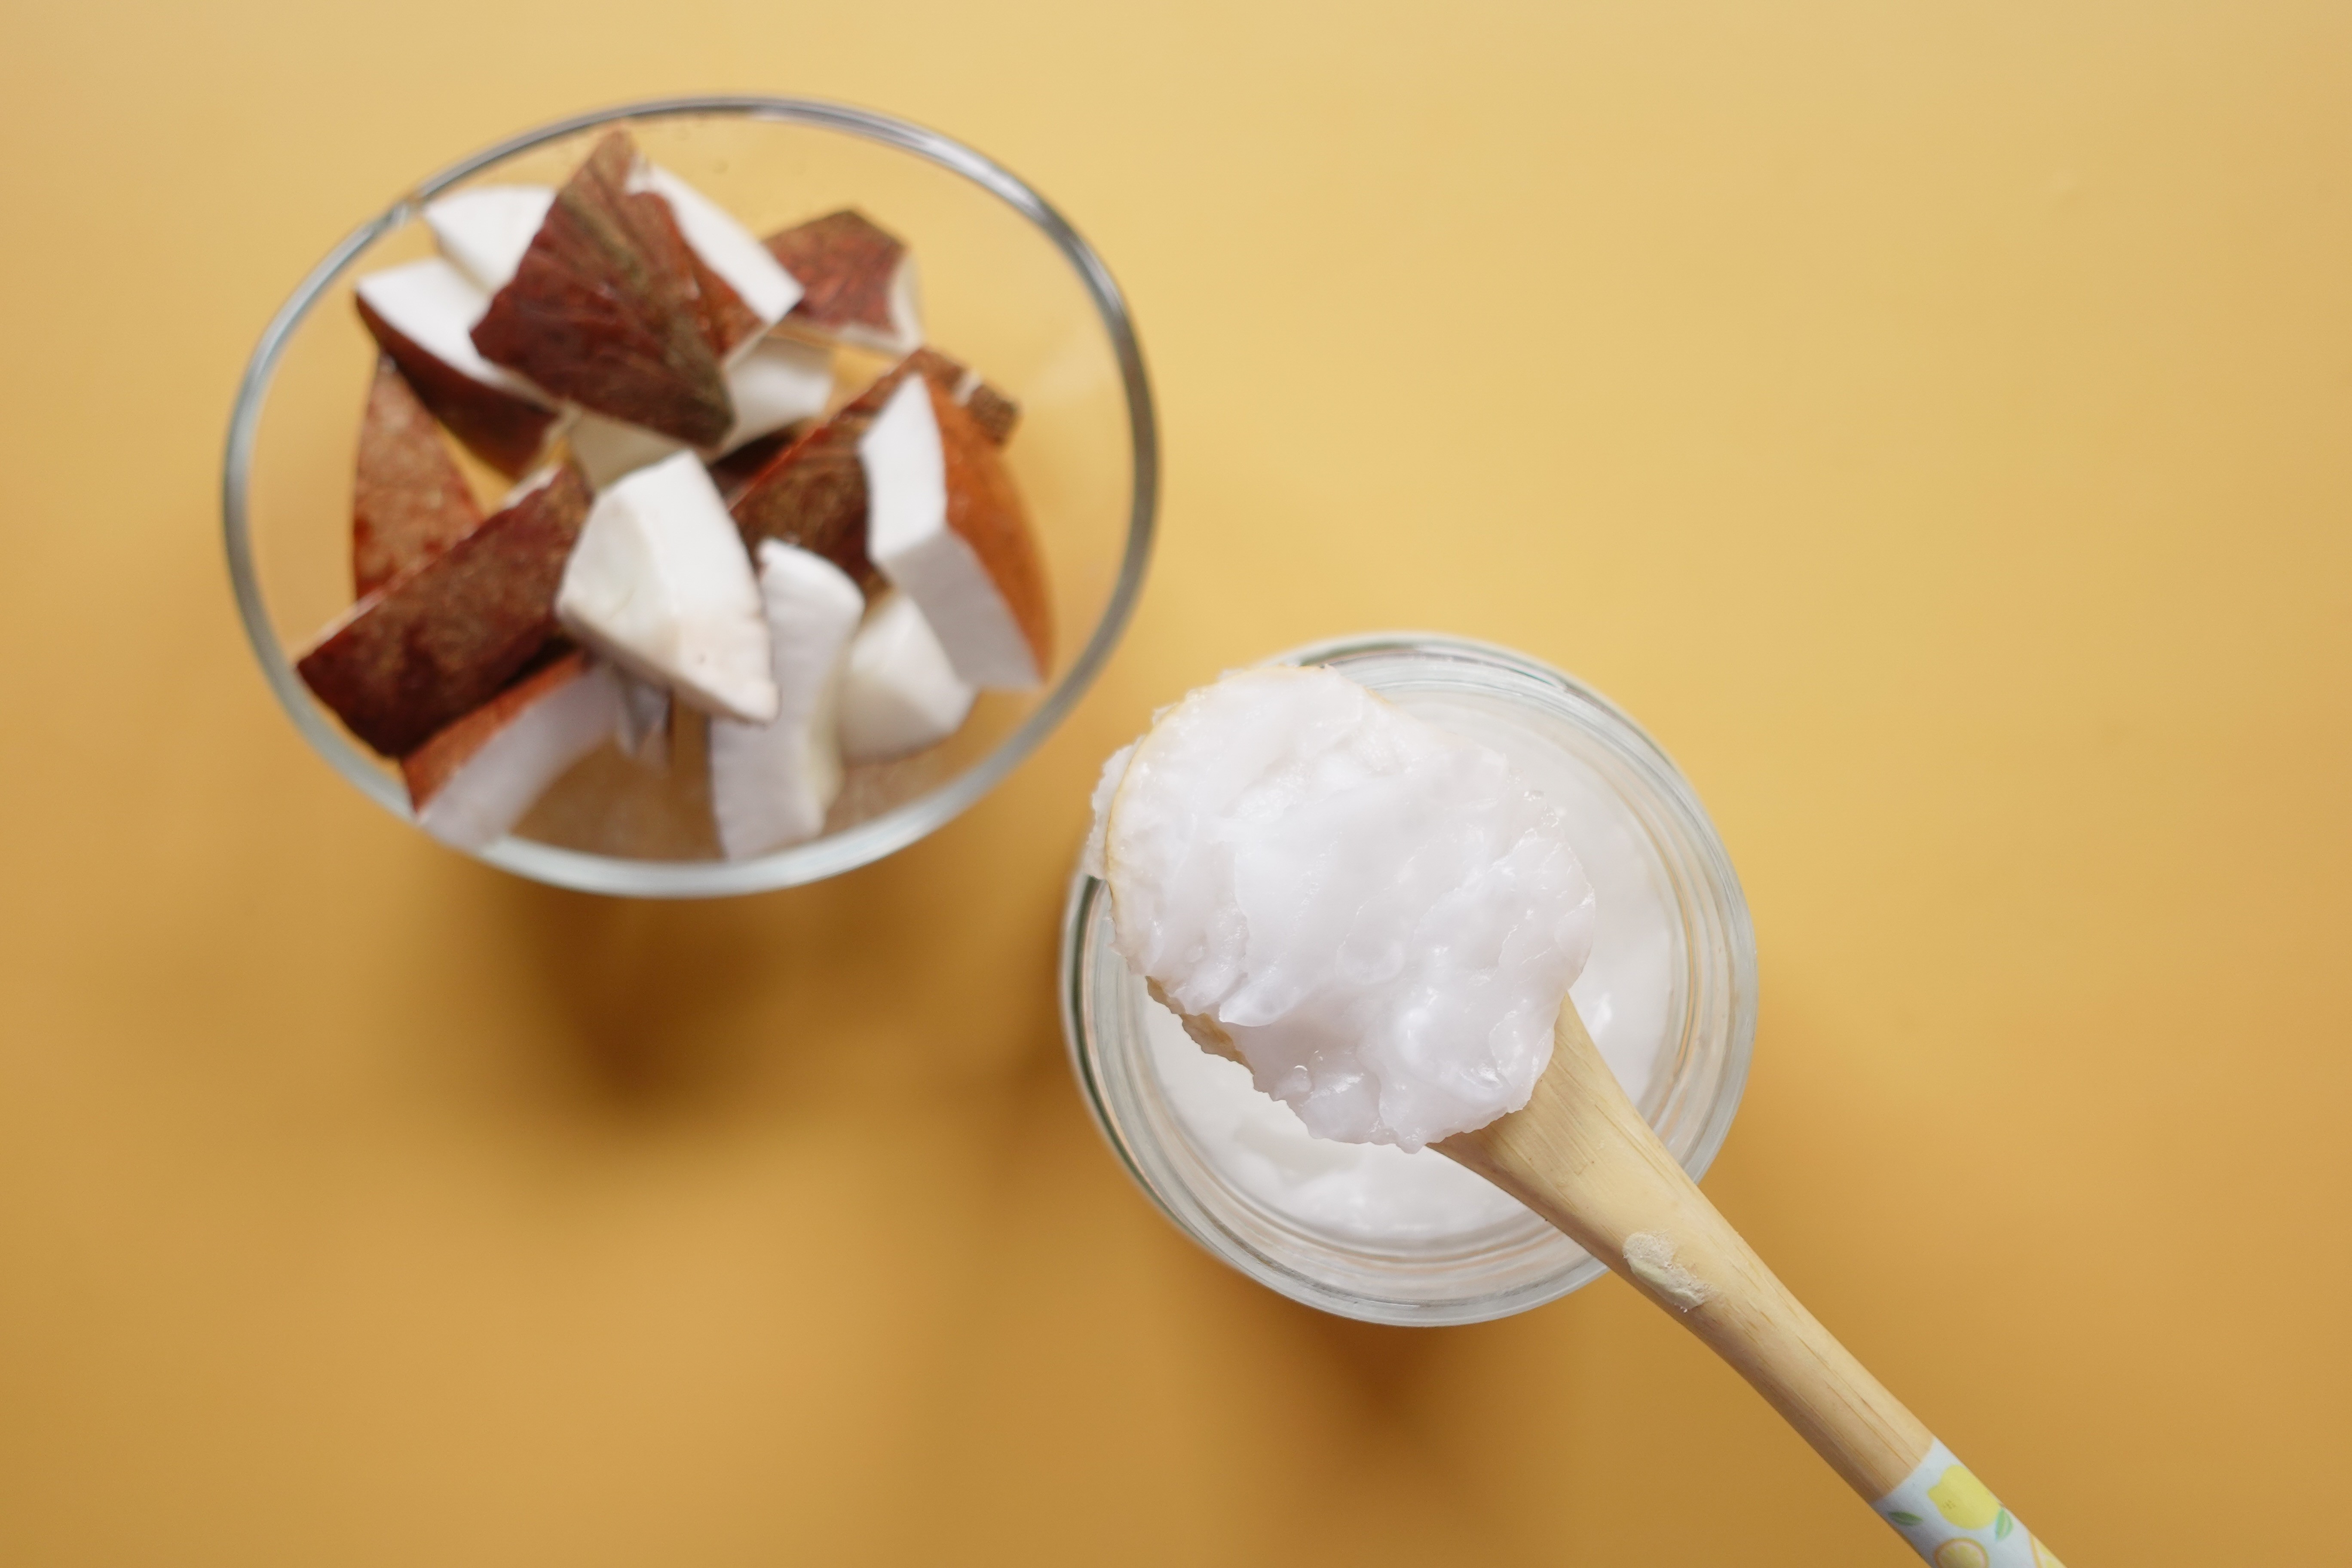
[706,427,801,505]
[764,209,922,356]
[906,346,1021,444]
[353,355,483,597]
[724,361,908,586]
[911,345,1021,444]
[708,542,865,859]
[470,132,749,449]
[401,651,622,849]
[632,165,802,343]
[355,259,560,477]
[296,464,592,757]
[720,336,832,450]
[957,376,1021,445]
[726,347,1016,587]
[858,374,1050,689]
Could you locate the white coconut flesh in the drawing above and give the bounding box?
[709,542,864,859]
[631,165,803,342]
[837,591,975,763]
[720,337,833,450]
[554,450,778,723]
[858,374,1038,690]
[831,253,923,356]
[1095,665,1597,1152]
[423,185,555,294]
[353,258,551,402]
[417,663,621,850]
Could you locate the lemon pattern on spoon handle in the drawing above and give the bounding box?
[1874,1442,2064,1568]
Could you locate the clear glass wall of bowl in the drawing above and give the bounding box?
[1060,635,1758,1326]
[226,97,1156,897]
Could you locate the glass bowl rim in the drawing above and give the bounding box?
[223,94,1159,898]
[1058,631,1759,1324]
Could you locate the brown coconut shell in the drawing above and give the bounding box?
[726,347,1019,586]
[352,355,484,597]
[355,298,558,478]
[297,464,592,757]
[470,132,747,448]
[399,649,595,811]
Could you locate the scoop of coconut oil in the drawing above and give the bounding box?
[1096,666,1601,1150]
[1096,666,1678,1244]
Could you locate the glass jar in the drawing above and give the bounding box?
[1059,634,1758,1326]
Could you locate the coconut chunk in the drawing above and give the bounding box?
[424,184,555,293]
[554,450,778,723]
[726,347,1018,587]
[763,209,923,356]
[298,463,591,757]
[1096,665,1597,1151]
[859,375,1050,689]
[910,346,1019,445]
[470,132,743,448]
[352,355,482,597]
[837,591,976,762]
[709,542,865,858]
[631,165,802,342]
[908,349,1020,445]
[724,352,920,585]
[401,652,620,849]
[955,373,1021,446]
[720,337,833,451]
[354,258,558,476]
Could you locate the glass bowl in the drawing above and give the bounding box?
[1060,634,1758,1326]
[225,96,1156,897]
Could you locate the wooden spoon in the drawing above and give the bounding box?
[1438,1001,2063,1567]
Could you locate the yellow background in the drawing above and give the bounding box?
[2,2,2345,1562]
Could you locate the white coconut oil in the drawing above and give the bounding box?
[1139,686,1678,1246]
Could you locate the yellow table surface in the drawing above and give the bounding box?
[3,3,2345,1562]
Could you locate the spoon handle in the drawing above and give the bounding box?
[1438,1004,2062,1567]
